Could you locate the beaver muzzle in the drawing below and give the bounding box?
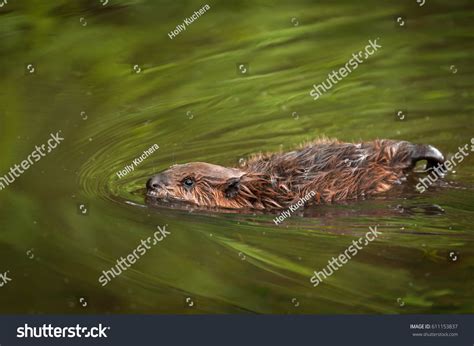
[146,173,171,199]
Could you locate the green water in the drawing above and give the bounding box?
[1,0,473,314]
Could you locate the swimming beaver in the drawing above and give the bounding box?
[146,138,444,210]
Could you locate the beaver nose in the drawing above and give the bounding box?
[146,174,168,190]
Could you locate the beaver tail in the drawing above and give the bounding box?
[388,141,445,172]
[410,144,445,170]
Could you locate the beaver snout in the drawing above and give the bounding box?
[146,174,168,189]
[146,173,169,197]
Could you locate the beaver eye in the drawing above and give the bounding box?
[182,177,194,189]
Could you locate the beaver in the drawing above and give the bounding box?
[146,138,444,210]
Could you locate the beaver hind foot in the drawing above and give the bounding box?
[146,138,445,210]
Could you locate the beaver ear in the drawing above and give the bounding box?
[224,177,240,198]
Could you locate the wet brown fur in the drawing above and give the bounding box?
[146,138,443,210]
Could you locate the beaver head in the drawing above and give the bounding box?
[146,161,287,210]
[146,162,250,209]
